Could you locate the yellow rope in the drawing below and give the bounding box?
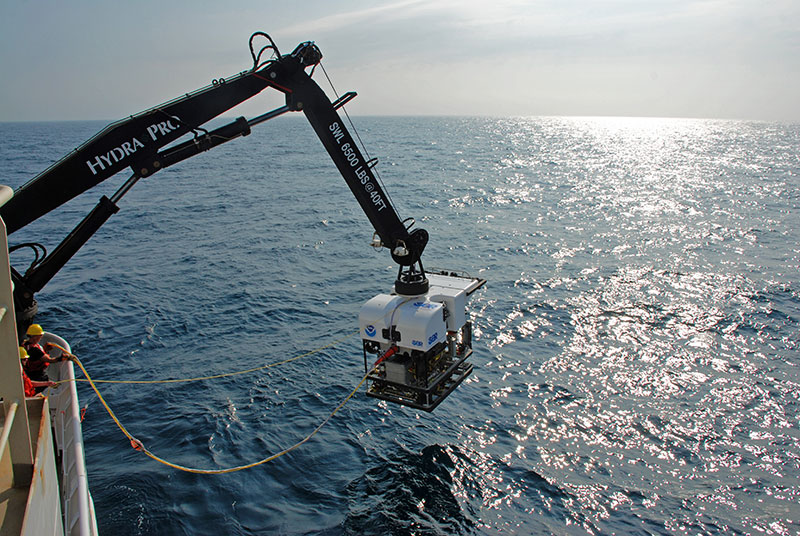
[69,352,374,474]
[52,331,357,385]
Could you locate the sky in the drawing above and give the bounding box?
[1,0,798,122]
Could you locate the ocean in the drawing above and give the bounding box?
[1,116,798,535]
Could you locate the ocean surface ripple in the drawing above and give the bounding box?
[1,116,798,535]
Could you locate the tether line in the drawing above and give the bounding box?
[66,348,372,474]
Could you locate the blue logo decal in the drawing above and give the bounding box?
[428,332,439,345]
[413,301,437,309]
[412,340,423,347]
[365,325,376,337]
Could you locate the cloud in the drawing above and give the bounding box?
[275,0,429,38]
[1,0,798,121]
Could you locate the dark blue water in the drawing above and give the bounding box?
[1,116,798,535]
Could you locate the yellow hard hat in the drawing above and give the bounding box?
[26,324,44,336]
[19,347,28,359]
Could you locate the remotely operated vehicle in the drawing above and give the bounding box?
[1,33,485,411]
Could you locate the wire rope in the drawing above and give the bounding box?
[318,62,402,219]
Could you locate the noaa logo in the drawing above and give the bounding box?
[365,325,376,337]
[412,340,423,347]
[428,332,438,345]
[413,301,437,309]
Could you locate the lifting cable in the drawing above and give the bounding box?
[318,62,401,218]
[54,341,376,474]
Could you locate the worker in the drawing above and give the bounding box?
[19,347,56,397]
[22,323,64,381]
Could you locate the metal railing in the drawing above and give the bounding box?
[0,400,19,461]
[45,334,99,536]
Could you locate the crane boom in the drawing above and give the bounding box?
[2,39,429,323]
[1,34,483,411]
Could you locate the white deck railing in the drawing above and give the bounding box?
[44,333,99,536]
[0,400,19,461]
